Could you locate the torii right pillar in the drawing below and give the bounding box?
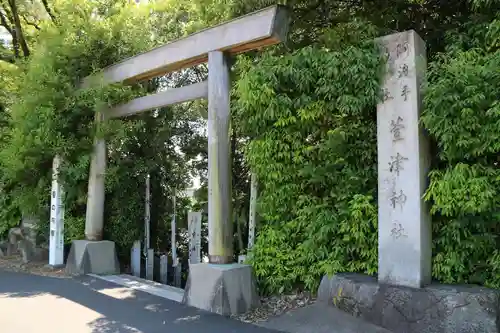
[377,30,432,288]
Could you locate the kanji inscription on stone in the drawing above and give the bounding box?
[188,211,202,264]
[389,153,409,176]
[390,116,405,142]
[376,30,431,288]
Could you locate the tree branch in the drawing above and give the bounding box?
[0,1,13,24]
[22,15,40,30]
[0,8,12,34]
[41,0,57,23]
[0,53,14,63]
[7,0,30,57]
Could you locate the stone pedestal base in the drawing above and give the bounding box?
[182,263,260,316]
[318,273,500,333]
[65,240,120,275]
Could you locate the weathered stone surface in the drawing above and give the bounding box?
[18,239,35,263]
[318,273,500,333]
[7,227,22,255]
[65,240,119,275]
[259,303,391,333]
[7,226,35,262]
[130,240,141,277]
[0,239,7,256]
[188,211,202,264]
[183,263,260,316]
[376,30,431,288]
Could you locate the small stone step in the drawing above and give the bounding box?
[257,303,391,333]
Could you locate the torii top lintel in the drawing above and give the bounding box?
[85,5,289,86]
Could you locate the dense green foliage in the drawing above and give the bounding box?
[235,23,384,293]
[234,5,500,293]
[421,15,500,286]
[0,0,208,261]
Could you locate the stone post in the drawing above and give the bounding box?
[171,189,177,266]
[207,51,233,264]
[160,254,168,284]
[19,216,38,263]
[66,112,119,276]
[49,155,65,267]
[84,111,106,241]
[377,30,431,288]
[146,248,154,280]
[247,173,258,250]
[144,174,151,273]
[131,240,141,277]
[188,211,202,264]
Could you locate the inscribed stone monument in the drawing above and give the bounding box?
[247,173,258,250]
[188,211,202,264]
[376,30,431,288]
[49,155,65,267]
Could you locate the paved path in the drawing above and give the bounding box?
[0,269,280,333]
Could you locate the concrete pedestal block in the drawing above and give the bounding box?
[182,263,260,316]
[318,273,500,333]
[65,240,120,275]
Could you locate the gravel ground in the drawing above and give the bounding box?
[0,254,69,278]
[234,292,316,324]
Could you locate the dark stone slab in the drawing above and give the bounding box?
[318,273,500,333]
[259,303,391,333]
[0,241,7,257]
[183,263,260,316]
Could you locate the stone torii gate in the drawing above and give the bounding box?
[65,5,289,315]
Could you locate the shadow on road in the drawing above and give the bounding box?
[0,270,276,333]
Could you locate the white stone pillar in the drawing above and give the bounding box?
[85,112,106,241]
[188,211,202,264]
[247,173,258,250]
[171,189,177,265]
[144,174,151,252]
[49,155,65,266]
[377,30,431,288]
[207,51,233,264]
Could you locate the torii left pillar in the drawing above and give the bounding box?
[65,111,120,275]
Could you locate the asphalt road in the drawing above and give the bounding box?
[0,269,281,333]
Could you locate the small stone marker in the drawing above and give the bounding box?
[146,248,154,280]
[248,173,258,250]
[160,254,168,284]
[238,255,246,264]
[131,240,141,277]
[6,227,21,256]
[20,216,38,263]
[188,211,202,264]
[377,30,431,288]
[174,262,182,287]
